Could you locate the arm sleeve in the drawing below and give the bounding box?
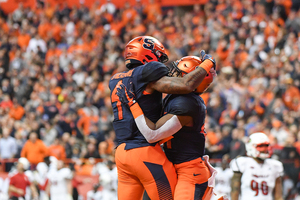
[134,114,182,143]
[274,160,284,178]
[61,168,73,179]
[132,96,196,143]
[230,158,241,173]
[141,62,168,83]
[230,157,247,173]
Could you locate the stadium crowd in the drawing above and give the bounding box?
[0,0,300,199]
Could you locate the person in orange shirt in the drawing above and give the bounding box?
[121,2,137,24]
[45,41,62,65]
[143,0,162,23]
[17,29,31,51]
[48,137,67,160]
[21,132,49,166]
[77,108,99,137]
[50,17,62,43]
[282,78,300,111]
[44,2,54,19]
[9,98,25,120]
[38,17,51,40]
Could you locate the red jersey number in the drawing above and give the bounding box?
[251,180,269,196]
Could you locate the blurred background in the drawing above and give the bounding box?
[0,0,300,199]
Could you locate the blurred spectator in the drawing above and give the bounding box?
[211,154,233,200]
[280,134,300,184]
[41,121,58,146]
[61,132,73,158]
[270,118,289,146]
[0,127,17,171]
[27,31,47,53]
[9,98,25,120]
[84,143,101,159]
[48,137,66,160]
[229,128,246,159]
[21,132,48,166]
[99,0,116,15]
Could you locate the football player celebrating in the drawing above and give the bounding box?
[116,56,219,200]
[230,132,284,200]
[109,36,215,200]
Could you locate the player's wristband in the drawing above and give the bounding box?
[199,60,213,73]
[130,103,143,119]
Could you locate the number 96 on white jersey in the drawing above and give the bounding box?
[230,157,283,200]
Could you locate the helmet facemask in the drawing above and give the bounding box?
[168,60,183,77]
[246,132,271,160]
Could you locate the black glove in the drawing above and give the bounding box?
[116,82,136,107]
[200,50,216,69]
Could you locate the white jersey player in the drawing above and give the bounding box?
[46,160,73,200]
[230,132,284,200]
[96,160,118,200]
[34,162,49,200]
[211,155,233,200]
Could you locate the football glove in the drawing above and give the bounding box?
[200,50,216,70]
[116,82,136,107]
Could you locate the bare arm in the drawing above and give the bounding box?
[30,183,39,199]
[231,172,242,200]
[150,60,213,94]
[45,181,50,196]
[8,185,24,196]
[66,179,73,195]
[274,176,283,200]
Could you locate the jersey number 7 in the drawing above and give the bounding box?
[111,80,124,120]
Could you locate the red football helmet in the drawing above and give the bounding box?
[124,36,168,69]
[169,56,214,93]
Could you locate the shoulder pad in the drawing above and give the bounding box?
[141,61,168,83]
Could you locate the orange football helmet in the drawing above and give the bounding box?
[124,36,168,69]
[169,56,214,93]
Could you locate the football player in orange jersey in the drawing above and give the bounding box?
[116,56,224,200]
[109,36,216,200]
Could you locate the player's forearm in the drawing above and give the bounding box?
[130,103,182,143]
[231,173,242,200]
[182,60,213,92]
[8,185,20,193]
[30,184,38,198]
[67,180,73,195]
[231,191,240,200]
[152,60,213,94]
[274,177,283,200]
